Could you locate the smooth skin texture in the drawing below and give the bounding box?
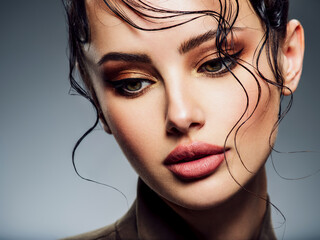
[83,0,304,239]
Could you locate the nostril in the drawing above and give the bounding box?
[166,127,183,136]
[166,120,204,136]
[189,122,201,129]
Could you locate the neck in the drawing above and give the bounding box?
[167,167,268,240]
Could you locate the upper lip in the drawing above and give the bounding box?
[164,141,229,164]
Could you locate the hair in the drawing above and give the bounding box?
[62,0,291,198]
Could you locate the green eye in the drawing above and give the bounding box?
[108,78,153,97]
[125,80,142,91]
[198,49,243,76]
[203,60,223,72]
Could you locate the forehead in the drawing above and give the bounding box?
[84,0,261,59]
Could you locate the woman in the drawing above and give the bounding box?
[62,0,304,239]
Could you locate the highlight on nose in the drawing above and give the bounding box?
[165,102,205,135]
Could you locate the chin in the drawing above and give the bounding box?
[161,174,244,211]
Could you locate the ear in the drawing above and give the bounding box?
[99,110,112,134]
[281,19,305,96]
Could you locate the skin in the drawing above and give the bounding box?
[83,0,304,239]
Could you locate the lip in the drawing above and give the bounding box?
[164,142,229,180]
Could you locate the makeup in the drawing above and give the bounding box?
[164,142,229,180]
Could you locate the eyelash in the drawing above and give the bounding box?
[107,78,154,97]
[106,49,243,98]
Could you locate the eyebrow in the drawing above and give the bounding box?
[178,30,218,54]
[98,52,152,66]
[179,27,243,54]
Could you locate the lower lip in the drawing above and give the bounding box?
[166,153,226,180]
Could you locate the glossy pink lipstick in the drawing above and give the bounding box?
[164,142,228,180]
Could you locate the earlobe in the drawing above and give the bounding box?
[281,19,305,96]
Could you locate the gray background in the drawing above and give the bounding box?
[0,1,319,239]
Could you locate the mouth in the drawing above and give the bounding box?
[164,141,229,180]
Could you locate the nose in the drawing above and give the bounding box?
[165,83,205,135]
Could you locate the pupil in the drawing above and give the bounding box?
[205,61,222,72]
[126,81,142,91]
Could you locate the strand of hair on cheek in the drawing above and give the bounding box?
[228,60,289,239]
[230,59,262,174]
[221,63,287,239]
[71,96,129,209]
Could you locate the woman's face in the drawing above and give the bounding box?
[84,0,281,209]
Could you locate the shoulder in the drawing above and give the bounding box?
[60,223,117,240]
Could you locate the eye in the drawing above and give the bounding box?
[108,78,154,97]
[199,57,233,75]
[198,49,243,77]
[122,79,151,93]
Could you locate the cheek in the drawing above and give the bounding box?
[101,90,166,172]
[241,66,280,138]
[227,69,280,169]
[204,70,276,136]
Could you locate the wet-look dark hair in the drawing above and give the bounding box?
[62,0,290,199]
